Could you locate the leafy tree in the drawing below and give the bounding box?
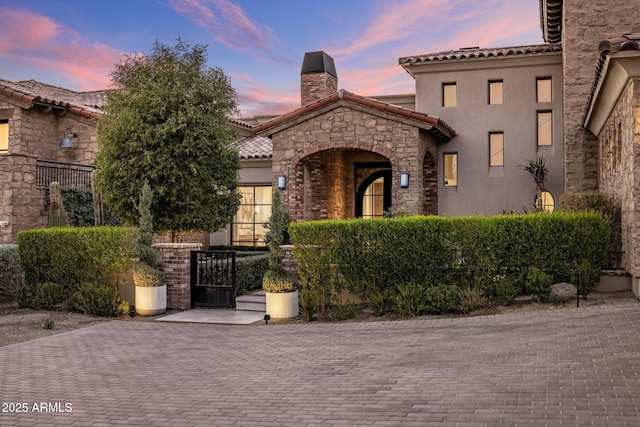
[96,39,241,240]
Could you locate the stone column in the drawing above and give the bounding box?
[152,242,201,310]
[281,244,300,285]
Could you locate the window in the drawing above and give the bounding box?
[444,153,457,186]
[537,111,552,146]
[489,81,503,105]
[231,185,272,246]
[540,191,555,212]
[537,78,552,103]
[489,132,504,167]
[443,83,457,107]
[361,177,385,219]
[0,120,7,152]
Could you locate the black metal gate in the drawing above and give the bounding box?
[190,250,236,309]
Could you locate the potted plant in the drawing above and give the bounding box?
[262,269,298,319]
[262,190,298,319]
[132,181,167,316]
[133,261,166,315]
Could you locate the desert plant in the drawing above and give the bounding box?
[262,269,294,293]
[43,318,55,330]
[493,275,522,305]
[65,282,130,317]
[392,283,427,317]
[573,258,601,298]
[330,298,359,321]
[525,266,553,301]
[367,288,390,316]
[132,262,164,287]
[458,286,486,313]
[17,282,67,310]
[48,182,67,227]
[425,284,460,314]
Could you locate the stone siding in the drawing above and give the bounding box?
[598,79,640,276]
[301,72,337,107]
[272,105,438,221]
[562,0,640,193]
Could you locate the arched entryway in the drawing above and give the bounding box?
[355,170,391,218]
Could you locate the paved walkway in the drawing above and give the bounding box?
[2,299,640,426]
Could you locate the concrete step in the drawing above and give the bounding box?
[236,301,265,312]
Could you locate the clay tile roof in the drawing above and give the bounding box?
[232,135,273,159]
[540,0,563,44]
[253,89,456,143]
[584,34,640,126]
[399,44,562,67]
[228,118,253,129]
[0,78,103,119]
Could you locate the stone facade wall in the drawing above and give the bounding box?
[301,72,337,107]
[598,79,640,276]
[562,0,640,193]
[272,105,437,221]
[152,242,202,310]
[0,98,100,242]
[422,150,437,215]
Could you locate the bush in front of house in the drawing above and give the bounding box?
[17,227,133,315]
[45,187,120,227]
[18,226,134,288]
[290,212,609,318]
[197,253,269,295]
[0,244,22,303]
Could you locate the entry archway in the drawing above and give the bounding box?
[355,170,392,218]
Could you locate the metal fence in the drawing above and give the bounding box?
[36,159,95,188]
[190,250,237,309]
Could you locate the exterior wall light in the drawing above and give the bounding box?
[59,128,77,148]
[400,172,410,188]
[277,175,287,190]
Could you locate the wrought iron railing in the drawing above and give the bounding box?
[36,159,95,188]
[190,250,237,309]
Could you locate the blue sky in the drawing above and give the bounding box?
[0,0,544,117]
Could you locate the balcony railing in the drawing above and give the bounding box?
[36,159,95,188]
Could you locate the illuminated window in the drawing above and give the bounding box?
[231,185,272,246]
[489,81,503,105]
[361,177,385,219]
[537,78,552,103]
[444,153,457,186]
[489,132,504,167]
[443,83,457,107]
[0,120,7,152]
[537,111,552,146]
[540,191,555,212]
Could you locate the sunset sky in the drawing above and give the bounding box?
[0,0,544,117]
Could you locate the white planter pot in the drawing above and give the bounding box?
[265,290,299,319]
[135,285,167,316]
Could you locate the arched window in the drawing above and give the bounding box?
[356,170,391,218]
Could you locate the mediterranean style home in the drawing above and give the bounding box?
[1,1,640,292]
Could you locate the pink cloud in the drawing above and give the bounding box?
[0,6,122,90]
[169,0,289,64]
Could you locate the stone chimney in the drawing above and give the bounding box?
[300,51,337,106]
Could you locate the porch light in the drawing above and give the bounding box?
[59,128,77,148]
[277,175,286,190]
[400,172,410,188]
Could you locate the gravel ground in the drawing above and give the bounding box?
[1,289,637,347]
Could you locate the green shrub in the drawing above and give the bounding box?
[45,187,120,227]
[458,287,486,313]
[290,212,608,303]
[425,284,460,314]
[132,261,164,287]
[492,275,522,305]
[525,266,553,301]
[18,226,134,287]
[367,288,390,316]
[391,283,426,317]
[561,192,621,251]
[262,269,295,293]
[574,258,602,298]
[0,245,22,303]
[17,282,67,309]
[43,318,55,330]
[330,299,359,321]
[65,282,129,317]
[299,288,318,322]
[235,253,269,295]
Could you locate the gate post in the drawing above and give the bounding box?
[152,242,202,310]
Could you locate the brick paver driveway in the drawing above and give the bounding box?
[2,300,640,426]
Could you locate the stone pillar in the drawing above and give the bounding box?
[152,242,201,310]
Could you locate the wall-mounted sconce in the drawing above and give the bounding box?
[59,128,78,148]
[277,174,287,190]
[400,172,410,188]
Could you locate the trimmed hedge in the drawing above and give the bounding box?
[198,253,269,296]
[18,226,134,287]
[0,245,22,302]
[290,213,609,303]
